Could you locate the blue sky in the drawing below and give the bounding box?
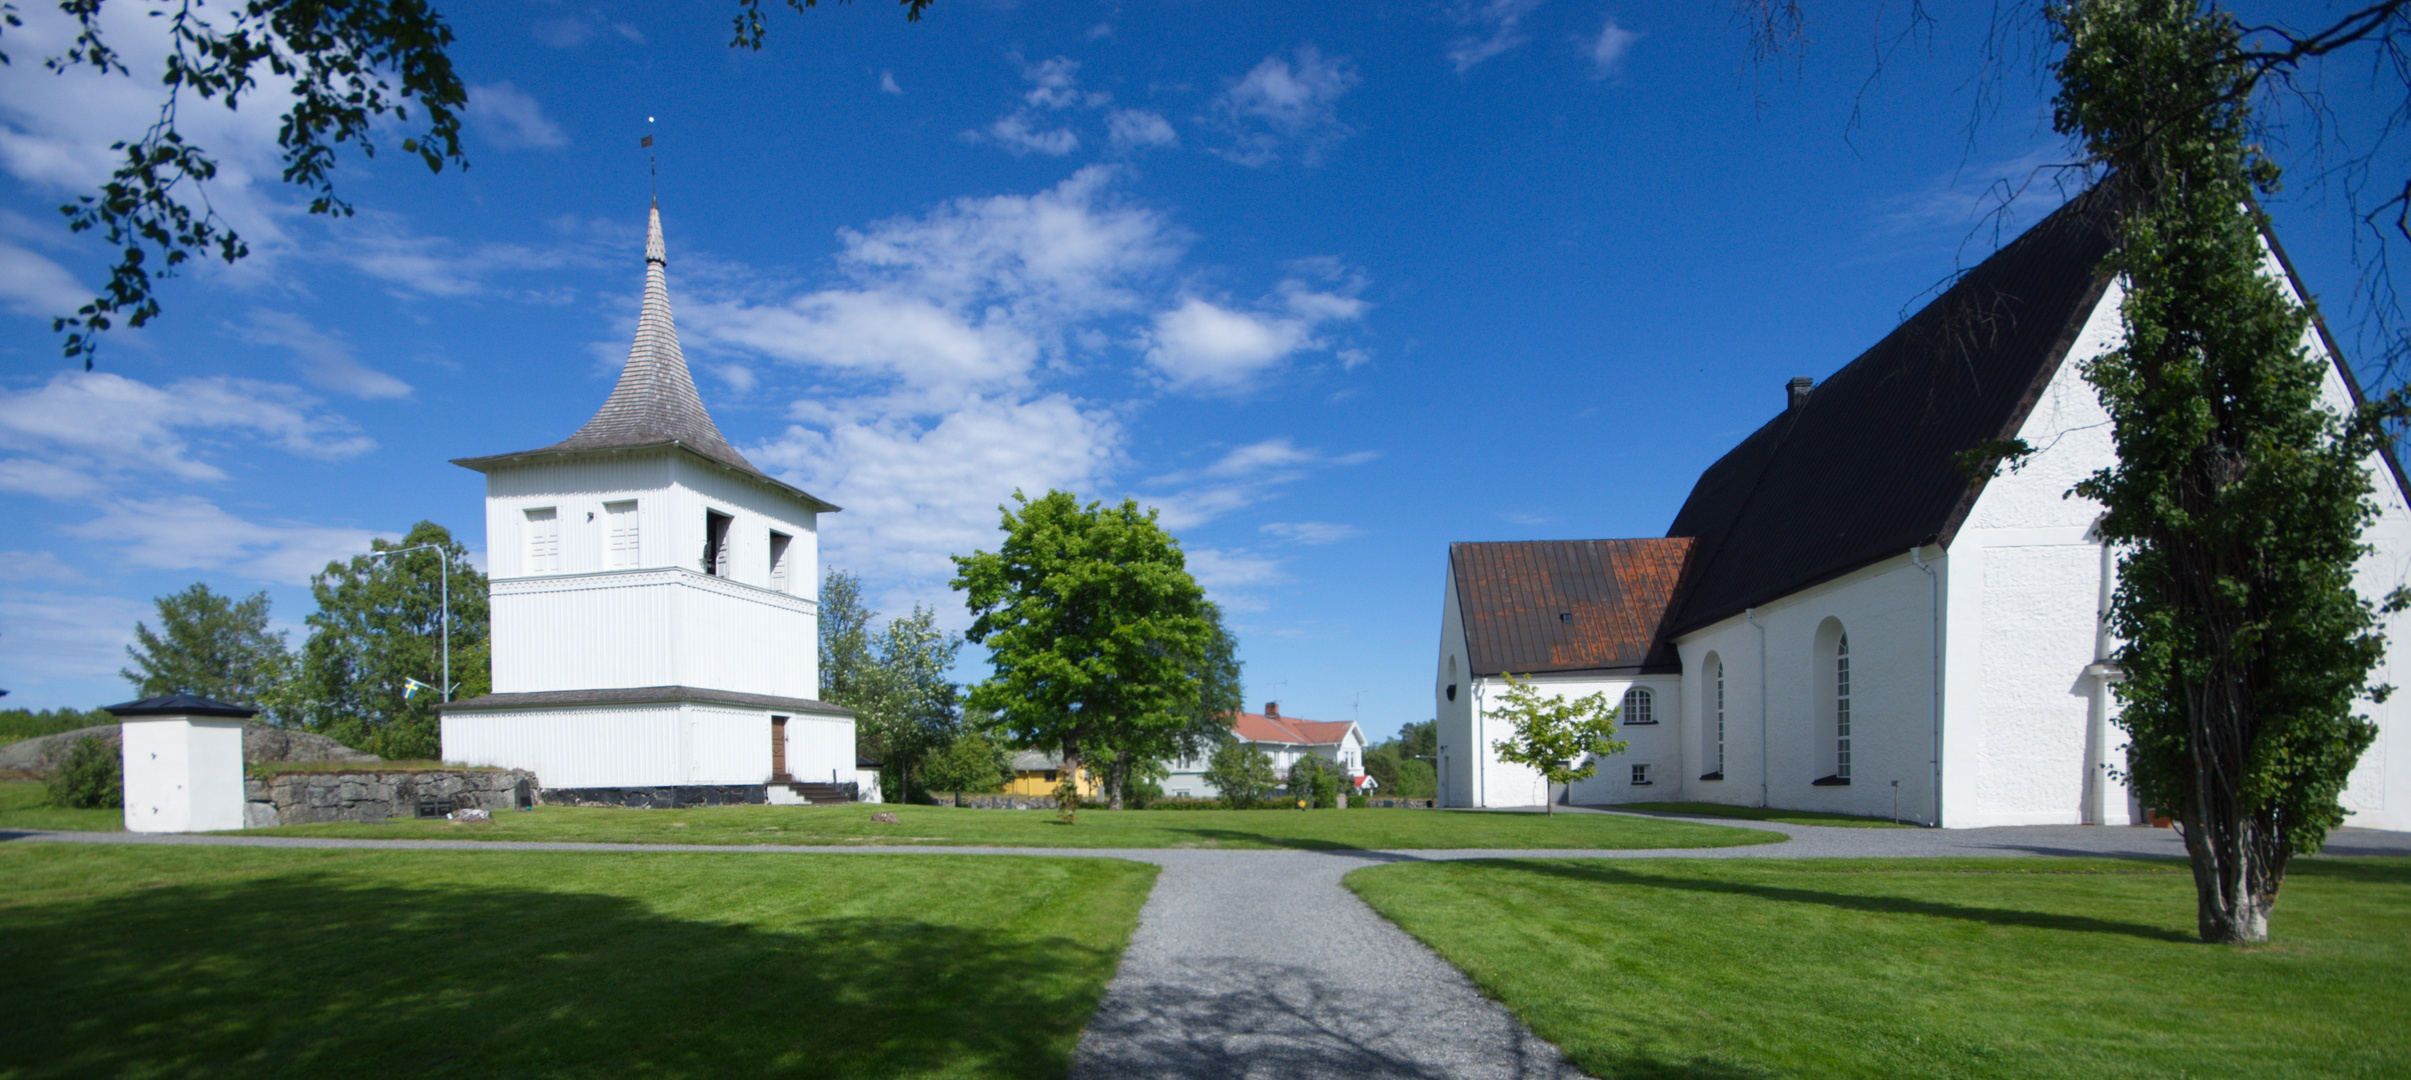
[0,1,2399,741]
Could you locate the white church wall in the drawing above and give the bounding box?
[1945,282,2130,828]
[1435,572,1477,807]
[491,568,817,698]
[1674,553,1942,824]
[445,701,846,789]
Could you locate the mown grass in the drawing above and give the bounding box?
[248,801,1782,850]
[0,781,120,833]
[0,843,1156,1080]
[1609,799,1919,828]
[1346,855,2411,1080]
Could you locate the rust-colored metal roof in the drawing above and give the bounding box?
[1451,537,1696,677]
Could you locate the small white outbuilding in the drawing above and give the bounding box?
[438,202,858,801]
[113,693,256,833]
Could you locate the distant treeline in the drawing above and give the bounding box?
[0,708,115,745]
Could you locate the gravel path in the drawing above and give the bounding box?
[10,813,2409,1080]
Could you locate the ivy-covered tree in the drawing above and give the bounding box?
[291,521,488,759]
[951,490,1215,818]
[2053,0,2410,943]
[120,582,294,716]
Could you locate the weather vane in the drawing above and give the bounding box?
[641,116,657,198]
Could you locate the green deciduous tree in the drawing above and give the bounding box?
[1287,754,1340,809]
[1203,739,1278,809]
[819,569,963,801]
[2053,0,2410,943]
[120,583,294,716]
[291,521,487,760]
[1488,674,1627,817]
[921,730,1007,793]
[1089,600,1245,809]
[952,490,1216,818]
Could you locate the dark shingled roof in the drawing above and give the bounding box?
[104,693,258,718]
[452,204,839,513]
[437,686,855,717]
[1452,538,1696,677]
[1662,184,2123,635]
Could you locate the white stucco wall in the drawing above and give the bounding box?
[1436,573,1476,806]
[443,701,853,789]
[1674,553,1943,824]
[120,716,246,833]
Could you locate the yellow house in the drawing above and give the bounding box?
[1001,750,1102,797]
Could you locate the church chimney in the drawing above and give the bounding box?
[1787,376,1815,411]
[1264,702,1280,719]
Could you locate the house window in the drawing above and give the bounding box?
[1631,763,1653,786]
[525,507,560,572]
[703,510,733,577]
[1836,633,1852,781]
[1621,687,1655,725]
[769,531,792,592]
[605,500,639,567]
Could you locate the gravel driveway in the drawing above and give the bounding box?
[11,811,2409,1080]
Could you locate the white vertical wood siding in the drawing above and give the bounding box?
[481,450,821,603]
[491,568,818,698]
[444,702,849,789]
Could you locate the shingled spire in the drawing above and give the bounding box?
[541,201,758,474]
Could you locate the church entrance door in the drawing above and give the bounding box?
[771,716,791,782]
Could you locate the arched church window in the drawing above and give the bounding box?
[1621,687,1654,725]
[1702,656,1725,780]
[1836,633,1852,781]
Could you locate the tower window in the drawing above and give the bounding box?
[605,500,639,567]
[703,510,733,577]
[769,531,793,592]
[525,507,560,573]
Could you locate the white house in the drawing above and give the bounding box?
[1161,703,1369,798]
[439,203,859,802]
[1437,187,2411,831]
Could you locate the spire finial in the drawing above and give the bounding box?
[645,201,666,265]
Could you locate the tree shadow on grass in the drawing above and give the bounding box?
[0,870,1121,1080]
[1488,860,2197,944]
[1161,827,1358,851]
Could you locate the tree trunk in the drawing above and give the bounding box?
[1059,739,1083,824]
[2175,623,2288,944]
[1107,754,1129,811]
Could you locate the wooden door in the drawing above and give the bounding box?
[771,716,790,781]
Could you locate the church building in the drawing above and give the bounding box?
[438,204,859,802]
[1436,187,2411,831]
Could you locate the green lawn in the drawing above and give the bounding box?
[249,801,1781,850]
[0,781,120,832]
[1347,856,2411,1080]
[1609,799,1919,828]
[0,843,1155,1080]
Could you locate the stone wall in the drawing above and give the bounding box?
[1367,798,1437,809]
[245,769,536,827]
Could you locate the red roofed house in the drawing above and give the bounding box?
[1161,703,1369,799]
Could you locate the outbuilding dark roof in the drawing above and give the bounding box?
[1662,184,2123,635]
[1451,538,1696,677]
[438,686,855,717]
[104,693,258,719]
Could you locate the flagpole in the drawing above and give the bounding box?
[363,543,451,702]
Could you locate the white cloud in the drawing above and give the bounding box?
[0,240,89,318]
[1142,266,1370,393]
[1585,18,1640,77]
[533,18,594,48]
[1260,521,1363,545]
[1107,109,1179,152]
[1207,46,1359,167]
[0,550,88,583]
[1185,547,1284,589]
[0,371,374,500]
[237,309,414,399]
[0,588,148,689]
[983,113,1082,157]
[751,394,1124,586]
[880,71,905,95]
[1139,437,1379,528]
[1021,56,1089,110]
[62,496,390,584]
[467,82,570,149]
[681,166,1181,401]
[1448,0,1544,73]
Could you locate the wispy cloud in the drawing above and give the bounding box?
[63,495,392,584]
[0,239,88,318]
[880,70,905,95]
[1261,521,1363,545]
[1140,437,1379,529]
[1142,261,1370,393]
[237,309,414,399]
[1584,17,1639,78]
[1107,109,1179,152]
[1448,0,1545,73]
[467,81,569,149]
[1206,46,1359,168]
[969,55,1113,157]
[0,371,374,500]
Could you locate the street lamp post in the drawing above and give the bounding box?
[363,543,452,702]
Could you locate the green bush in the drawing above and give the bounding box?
[1288,756,1340,809]
[922,732,1008,794]
[45,737,123,810]
[1204,740,1278,809]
